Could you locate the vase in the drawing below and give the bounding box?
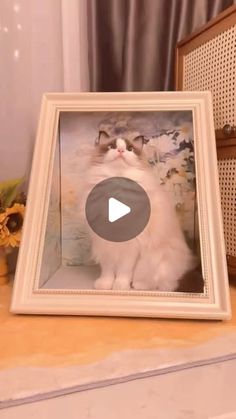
[0,247,9,285]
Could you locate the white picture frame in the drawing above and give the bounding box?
[11,92,231,319]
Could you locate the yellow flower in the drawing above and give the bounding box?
[0,212,7,223]
[0,204,25,248]
[5,203,25,218]
[0,212,9,246]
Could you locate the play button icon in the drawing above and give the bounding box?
[108,198,131,222]
[85,177,151,242]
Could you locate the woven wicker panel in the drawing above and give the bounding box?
[183,26,236,130]
[218,158,236,256]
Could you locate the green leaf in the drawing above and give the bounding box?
[0,178,24,209]
[0,178,23,191]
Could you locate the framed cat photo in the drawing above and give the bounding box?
[11,92,231,319]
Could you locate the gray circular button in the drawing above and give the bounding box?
[85,177,151,242]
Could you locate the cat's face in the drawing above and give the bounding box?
[94,131,145,167]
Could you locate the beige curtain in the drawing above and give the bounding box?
[88,0,235,91]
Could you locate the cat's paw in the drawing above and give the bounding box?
[94,277,114,290]
[113,277,131,290]
[157,280,179,292]
[132,280,152,291]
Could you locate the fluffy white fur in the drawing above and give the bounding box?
[83,136,195,291]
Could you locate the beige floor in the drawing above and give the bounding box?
[1,280,236,417]
[1,281,236,370]
[1,358,236,419]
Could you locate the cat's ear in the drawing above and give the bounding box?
[132,135,145,150]
[96,130,110,146]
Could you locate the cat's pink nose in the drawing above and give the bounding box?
[117,148,124,153]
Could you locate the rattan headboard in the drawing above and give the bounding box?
[176,5,236,275]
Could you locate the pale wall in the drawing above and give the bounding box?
[0,0,64,182]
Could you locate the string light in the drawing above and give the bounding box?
[13,4,20,13]
[13,49,20,60]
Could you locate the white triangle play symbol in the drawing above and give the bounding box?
[108,197,131,223]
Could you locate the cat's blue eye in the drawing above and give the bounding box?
[109,143,116,149]
[127,145,133,151]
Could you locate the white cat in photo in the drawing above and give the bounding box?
[82,130,196,292]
